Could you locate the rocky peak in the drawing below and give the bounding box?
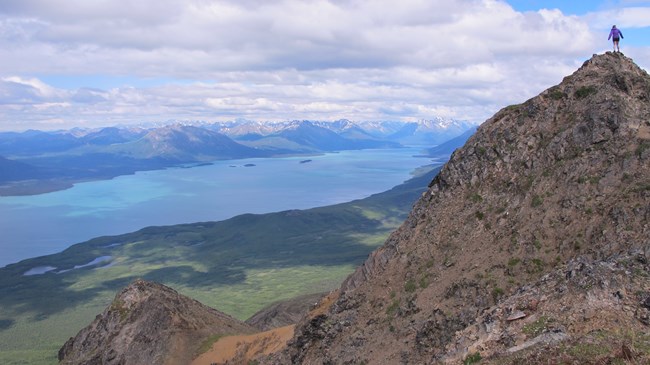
[272,52,649,364]
[58,279,256,365]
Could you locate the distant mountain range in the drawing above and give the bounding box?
[210,118,475,147]
[0,119,476,196]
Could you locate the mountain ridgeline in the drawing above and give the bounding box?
[58,52,649,364]
[0,119,473,196]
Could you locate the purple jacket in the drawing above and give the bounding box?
[609,28,623,40]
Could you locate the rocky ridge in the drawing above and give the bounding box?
[268,52,650,364]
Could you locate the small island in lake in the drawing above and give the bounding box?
[244,164,256,167]
[299,159,312,164]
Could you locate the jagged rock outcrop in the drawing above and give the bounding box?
[58,279,256,365]
[269,52,650,364]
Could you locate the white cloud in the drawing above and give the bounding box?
[1,76,65,98]
[585,6,650,28]
[0,0,645,131]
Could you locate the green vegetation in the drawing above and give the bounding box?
[110,298,130,322]
[469,193,483,203]
[464,352,482,364]
[576,174,601,185]
[530,258,545,273]
[566,342,610,358]
[404,279,417,293]
[195,333,225,357]
[0,166,442,364]
[523,315,550,337]
[548,88,566,100]
[419,276,429,289]
[492,287,505,302]
[573,240,582,251]
[386,299,400,316]
[516,257,545,275]
[522,176,535,191]
[574,86,597,99]
[531,195,543,207]
[504,104,522,112]
[636,141,649,157]
[507,258,521,267]
[633,183,650,193]
[560,330,650,363]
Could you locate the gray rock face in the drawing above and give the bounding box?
[270,52,650,364]
[58,279,256,365]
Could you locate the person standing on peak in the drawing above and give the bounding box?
[608,25,623,52]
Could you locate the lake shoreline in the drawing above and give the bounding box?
[0,148,433,267]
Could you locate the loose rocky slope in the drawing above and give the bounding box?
[268,52,650,364]
[58,279,256,365]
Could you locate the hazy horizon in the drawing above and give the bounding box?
[0,117,477,134]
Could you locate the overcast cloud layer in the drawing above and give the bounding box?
[1,0,649,131]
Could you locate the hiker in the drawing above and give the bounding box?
[608,25,623,52]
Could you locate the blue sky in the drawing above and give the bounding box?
[507,0,604,14]
[0,0,649,131]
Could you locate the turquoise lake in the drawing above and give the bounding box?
[0,148,436,267]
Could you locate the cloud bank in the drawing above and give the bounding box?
[0,0,648,131]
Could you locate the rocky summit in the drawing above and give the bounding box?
[58,279,256,365]
[269,52,650,364]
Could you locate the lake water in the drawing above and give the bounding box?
[0,148,435,267]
